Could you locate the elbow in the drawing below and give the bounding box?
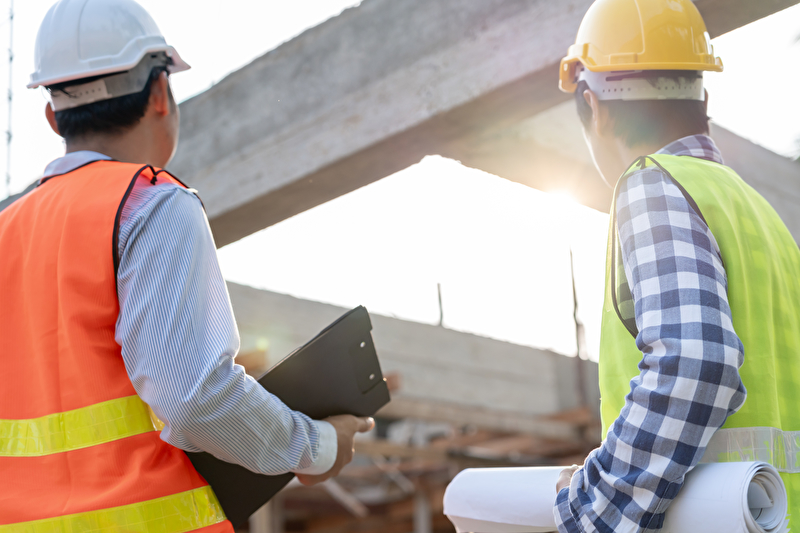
[151,399,200,447]
[142,382,214,450]
[706,331,745,395]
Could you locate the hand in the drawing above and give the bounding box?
[556,464,580,493]
[295,415,375,486]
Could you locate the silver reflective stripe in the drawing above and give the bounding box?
[700,427,800,473]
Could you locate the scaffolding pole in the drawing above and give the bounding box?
[5,0,12,197]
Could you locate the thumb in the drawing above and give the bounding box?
[295,473,313,486]
[355,417,375,433]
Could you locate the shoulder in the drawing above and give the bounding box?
[615,165,674,221]
[0,181,38,215]
[117,181,208,256]
[121,180,203,228]
[615,163,700,227]
[614,159,721,260]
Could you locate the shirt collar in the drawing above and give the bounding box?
[655,134,724,165]
[42,151,112,180]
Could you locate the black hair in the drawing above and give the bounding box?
[51,67,170,140]
[574,71,710,148]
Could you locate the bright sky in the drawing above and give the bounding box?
[219,155,610,358]
[1,1,798,360]
[0,0,362,194]
[703,5,800,157]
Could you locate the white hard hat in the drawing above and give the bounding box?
[28,0,190,90]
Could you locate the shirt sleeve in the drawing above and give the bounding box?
[554,168,746,532]
[114,184,337,476]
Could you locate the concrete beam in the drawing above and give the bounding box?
[227,282,598,440]
[171,0,798,247]
[443,102,800,241]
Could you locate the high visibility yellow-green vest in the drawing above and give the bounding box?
[599,153,800,518]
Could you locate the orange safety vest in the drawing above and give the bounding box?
[0,160,232,532]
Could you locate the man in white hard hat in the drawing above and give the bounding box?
[553,0,800,530]
[0,0,371,529]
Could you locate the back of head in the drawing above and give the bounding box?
[559,0,723,148]
[573,72,711,148]
[29,0,190,141]
[48,54,174,140]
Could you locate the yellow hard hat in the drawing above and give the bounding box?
[559,0,723,93]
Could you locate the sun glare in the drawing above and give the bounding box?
[548,191,579,208]
[218,156,611,360]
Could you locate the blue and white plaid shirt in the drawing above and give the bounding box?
[554,135,747,532]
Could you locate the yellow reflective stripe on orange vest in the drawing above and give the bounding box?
[0,486,225,532]
[0,395,157,457]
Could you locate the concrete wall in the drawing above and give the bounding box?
[228,282,599,439]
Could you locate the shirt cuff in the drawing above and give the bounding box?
[292,420,337,475]
[554,487,585,533]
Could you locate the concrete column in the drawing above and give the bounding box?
[248,499,282,533]
[413,491,432,533]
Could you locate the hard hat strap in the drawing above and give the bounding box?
[577,67,704,102]
[48,52,172,112]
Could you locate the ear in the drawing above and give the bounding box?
[583,89,611,139]
[149,71,171,117]
[703,88,709,114]
[45,103,61,137]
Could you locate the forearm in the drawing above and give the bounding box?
[556,336,744,531]
[136,351,333,475]
[116,185,336,475]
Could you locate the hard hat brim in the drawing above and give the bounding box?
[166,47,191,76]
[28,44,190,89]
[559,55,723,94]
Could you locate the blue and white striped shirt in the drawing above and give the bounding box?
[554,135,747,532]
[42,151,337,476]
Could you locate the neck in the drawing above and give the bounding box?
[65,138,145,165]
[64,123,167,167]
[617,139,669,170]
[617,130,705,172]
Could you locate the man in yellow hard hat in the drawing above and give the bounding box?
[554,0,800,530]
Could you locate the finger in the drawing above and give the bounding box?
[343,446,354,465]
[327,463,344,478]
[556,473,573,492]
[295,474,316,486]
[556,466,579,488]
[355,417,375,433]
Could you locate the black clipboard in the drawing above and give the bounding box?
[186,306,391,528]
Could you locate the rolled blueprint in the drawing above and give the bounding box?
[444,466,562,533]
[660,461,788,533]
[444,462,787,533]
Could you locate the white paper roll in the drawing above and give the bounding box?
[444,467,562,533]
[444,462,788,533]
[661,462,788,533]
